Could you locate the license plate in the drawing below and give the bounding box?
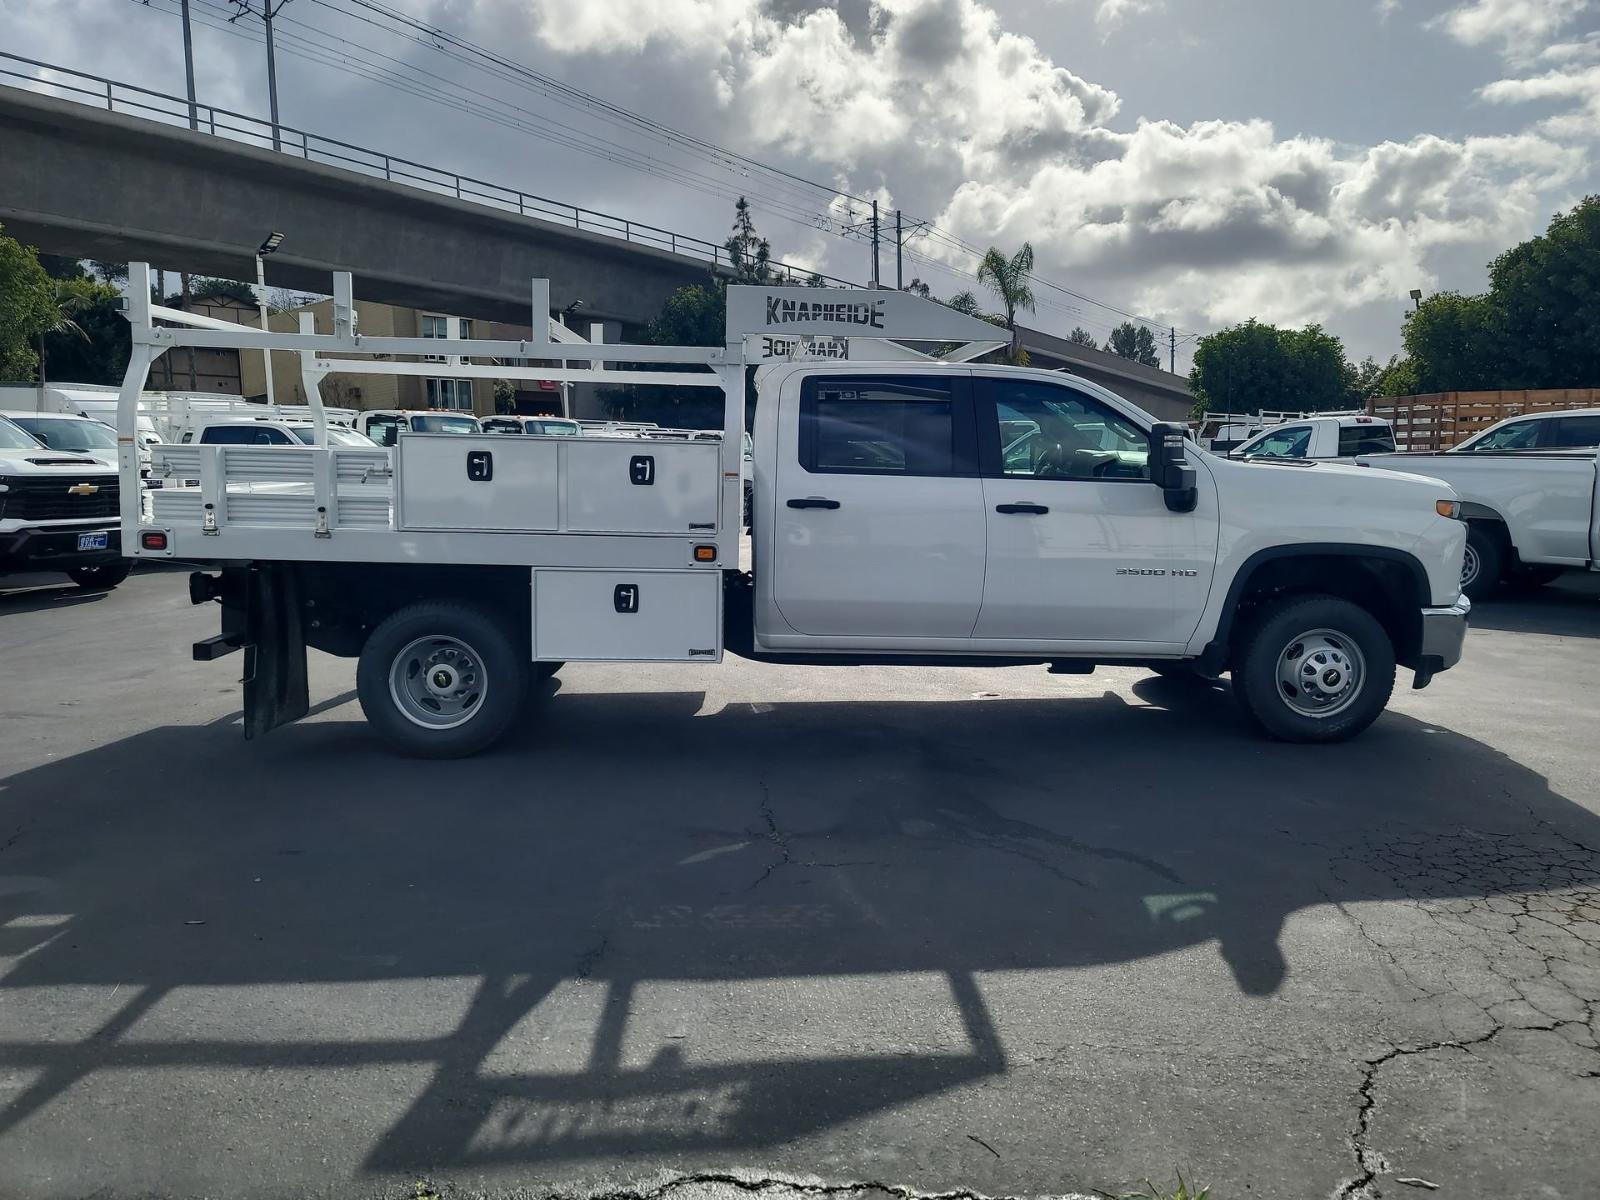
[77,532,109,551]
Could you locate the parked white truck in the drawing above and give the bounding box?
[1230,414,1396,460]
[0,414,127,589]
[110,267,1470,755]
[1360,446,1600,597]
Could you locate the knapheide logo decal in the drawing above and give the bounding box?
[764,295,885,329]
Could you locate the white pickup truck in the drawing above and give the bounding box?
[1231,414,1396,460]
[112,268,1471,755]
[1360,446,1600,597]
[0,414,127,589]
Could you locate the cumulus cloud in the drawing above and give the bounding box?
[503,0,1593,335]
[1432,0,1594,63]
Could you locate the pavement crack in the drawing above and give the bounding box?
[561,1169,1095,1200]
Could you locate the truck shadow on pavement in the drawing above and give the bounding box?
[0,684,1597,1178]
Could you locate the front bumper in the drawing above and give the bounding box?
[0,525,123,575]
[1413,593,1471,688]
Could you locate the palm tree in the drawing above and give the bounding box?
[37,281,91,386]
[977,243,1036,365]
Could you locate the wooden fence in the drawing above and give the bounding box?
[1367,389,1600,450]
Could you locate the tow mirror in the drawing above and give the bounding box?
[1149,422,1198,513]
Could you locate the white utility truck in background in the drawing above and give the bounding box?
[1230,414,1396,460]
[1360,445,1600,598]
[111,265,1470,755]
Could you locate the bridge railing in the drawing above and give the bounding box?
[0,51,856,288]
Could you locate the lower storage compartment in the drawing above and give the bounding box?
[531,568,723,662]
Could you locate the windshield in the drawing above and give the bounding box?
[412,415,479,434]
[11,416,117,452]
[0,415,44,451]
[1239,425,1312,458]
[1461,419,1542,451]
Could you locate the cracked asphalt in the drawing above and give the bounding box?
[0,568,1597,1200]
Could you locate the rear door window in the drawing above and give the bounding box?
[1550,415,1600,449]
[799,376,973,477]
[1338,425,1396,455]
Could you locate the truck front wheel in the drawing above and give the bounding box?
[1460,524,1504,600]
[68,562,131,590]
[1233,594,1396,743]
[356,602,527,758]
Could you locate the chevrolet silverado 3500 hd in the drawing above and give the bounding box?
[111,267,1470,755]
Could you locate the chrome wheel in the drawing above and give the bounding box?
[388,635,487,730]
[1275,628,1366,719]
[1461,542,1480,589]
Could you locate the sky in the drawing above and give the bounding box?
[3,0,1597,368]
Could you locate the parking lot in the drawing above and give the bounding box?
[0,566,1596,1199]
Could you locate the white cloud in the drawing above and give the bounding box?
[1432,0,1594,63]
[1094,0,1162,28]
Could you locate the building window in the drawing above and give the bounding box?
[425,379,475,411]
[421,314,450,363]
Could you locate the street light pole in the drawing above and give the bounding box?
[255,232,285,406]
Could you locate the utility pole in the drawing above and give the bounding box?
[180,0,198,130]
[1170,326,1176,374]
[870,200,881,287]
[895,209,903,290]
[229,1,292,151]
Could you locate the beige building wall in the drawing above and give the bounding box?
[240,300,527,417]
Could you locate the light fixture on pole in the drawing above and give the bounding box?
[557,301,585,419]
[1409,288,1423,312]
[255,232,285,406]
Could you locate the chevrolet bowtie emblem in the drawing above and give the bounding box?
[67,483,100,496]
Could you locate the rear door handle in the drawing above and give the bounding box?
[787,497,841,509]
[995,502,1049,515]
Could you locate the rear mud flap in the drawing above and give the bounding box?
[240,565,310,739]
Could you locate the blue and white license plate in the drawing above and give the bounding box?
[77,532,109,552]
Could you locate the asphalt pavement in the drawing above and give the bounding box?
[0,568,1596,1200]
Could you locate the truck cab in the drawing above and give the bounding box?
[1230,415,1395,460]
[359,410,481,446]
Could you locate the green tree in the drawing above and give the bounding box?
[1107,321,1161,367]
[1402,293,1500,393]
[645,283,725,347]
[1400,196,1600,392]
[1189,319,1356,412]
[976,243,1036,365]
[1067,327,1098,350]
[0,225,57,381]
[1484,194,1600,387]
[724,196,771,284]
[40,277,130,385]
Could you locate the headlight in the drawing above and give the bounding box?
[1436,499,1461,519]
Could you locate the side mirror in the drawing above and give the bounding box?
[1149,422,1198,513]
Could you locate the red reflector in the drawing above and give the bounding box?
[537,380,558,391]
[140,531,168,551]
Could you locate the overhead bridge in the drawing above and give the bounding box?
[0,58,843,327]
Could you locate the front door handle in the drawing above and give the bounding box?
[787,497,841,510]
[995,502,1049,515]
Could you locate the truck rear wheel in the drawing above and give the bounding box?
[1233,594,1395,743]
[356,602,527,758]
[68,562,131,590]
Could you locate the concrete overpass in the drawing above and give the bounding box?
[0,83,746,328]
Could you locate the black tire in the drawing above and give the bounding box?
[1507,564,1564,589]
[67,562,132,590]
[1460,524,1504,601]
[356,602,527,758]
[1233,593,1396,743]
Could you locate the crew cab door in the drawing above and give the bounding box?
[770,373,986,639]
[974,376,1215,647]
